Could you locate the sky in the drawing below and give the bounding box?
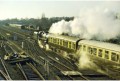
[0,0,120,20]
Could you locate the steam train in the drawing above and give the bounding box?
[37,31,120,79]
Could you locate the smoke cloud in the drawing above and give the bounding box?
[77,51,99,70]
[75,50,107,74]
[49,7,120,40]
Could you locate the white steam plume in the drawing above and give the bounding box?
[76,51,106,74]
[49,7,120,40]
[77,51,99,70]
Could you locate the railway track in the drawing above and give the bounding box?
[26,37,113,80]
[26,40,72,70]
[0,26,114,80]
[25,41,63,80]
[0,57,11,80]
[2,26,112,80]
[0,29,77,80]
[16,62,45,80]
[25,40,89,80]
[0,26,31,39]
[0,30,61,78]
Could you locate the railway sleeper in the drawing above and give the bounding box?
[21,65,41,80]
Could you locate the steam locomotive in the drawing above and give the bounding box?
[37,31,120,79]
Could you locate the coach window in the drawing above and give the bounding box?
[118,54,120,63]
[51,38,53,43]
[73,43,76,49]
[69,42,71,49]
[53,38,55,43]
[98,49,102,57]
[83,45,86,51]
[59,40,61,45]
[56,39,57,44]
[93,48,97,55]
[48,38,50,42]
[55,38,57,44]
[88,47,92,54]
[77,45,81,50]
[90,48,93,54]
[56,38,57,44]
[63,40,65,46]
[50,37,52,42]
[88,47,91,54]
[50,38,51,42]
[51,37,52,42]
[62,40,64,46]
[64,41,66,47]
[117,54,120,62]
[56,39,58,44]
[54,38,56,44]
[52,38,54,43]
[58,39,59,44]
[57,39,59,44]
[59,39,61,45]
[111,52,118,62]
[72,43,75,49]
[65,41,68,47]
[60,39,62,45]
[105,50,109,59]
[48,37,50,42]
[58,39,60,44]
[63,41,67,47]
[67,42,69,48]
[55,39,57,44]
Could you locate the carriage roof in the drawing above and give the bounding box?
[48,33,80,42]
[79,40,120,52]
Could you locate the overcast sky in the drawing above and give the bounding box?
[0,0,120,20]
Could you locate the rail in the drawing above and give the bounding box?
[25,40,88,80]
[0,57,11,80]
[16,62,45,80]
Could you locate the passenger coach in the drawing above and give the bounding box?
[78,40,120,64]
[48,33,80,53]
